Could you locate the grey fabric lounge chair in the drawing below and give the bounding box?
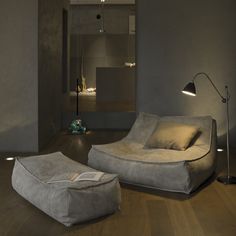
[88,113,217,194]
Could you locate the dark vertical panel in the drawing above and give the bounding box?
[62,8,68,94]
[38,0,70,150]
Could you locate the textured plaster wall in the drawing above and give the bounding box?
[38,0,70,150]
[137,0,236,147]
[0,0,69,152]
[71,5,135,35]
[70,5,135,90]
[96,67,135,102]
[0,0,38,152]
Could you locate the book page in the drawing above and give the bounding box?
[74,172,104,182]
[46,172,104,183]
[47,172,80,183]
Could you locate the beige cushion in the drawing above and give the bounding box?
[145,122,199,151]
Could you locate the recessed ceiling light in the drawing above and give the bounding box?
[5,157,15,161]
[217,148,224,152]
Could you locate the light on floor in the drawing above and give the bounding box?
[217,148,224,152]
[5,157,14,161]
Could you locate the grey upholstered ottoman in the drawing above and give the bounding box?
[12,152,121,226]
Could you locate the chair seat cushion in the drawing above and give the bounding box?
[12,152,121,226]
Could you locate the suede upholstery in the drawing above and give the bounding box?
[88,113,217,194]
[145,121,199,150]
[12,152,121,226]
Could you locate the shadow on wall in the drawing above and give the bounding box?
[0,121,38,153]
[218,125,236,149]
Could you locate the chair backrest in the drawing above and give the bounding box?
[125,112,160,144]
[160,115,215,148]
[126,112,215,149]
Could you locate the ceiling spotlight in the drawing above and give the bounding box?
[5,157,14,161]
[101,0,105,2]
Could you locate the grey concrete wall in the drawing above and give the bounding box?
[38,0,70,150]
[71,5,135,35]
[0,0,38,152]
[96,67,135,102]
[70,5,135,90]
[137,0,236,147]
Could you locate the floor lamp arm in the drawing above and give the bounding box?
[193,72,226,103]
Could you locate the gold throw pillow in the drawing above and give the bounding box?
[145,122,199,151]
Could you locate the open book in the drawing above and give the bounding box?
[47,172,104,183]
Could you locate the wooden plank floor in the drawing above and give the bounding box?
[0,131,236,236]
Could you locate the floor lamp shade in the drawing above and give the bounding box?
[182,82,196,96]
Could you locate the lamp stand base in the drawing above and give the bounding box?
[217,176,236,184]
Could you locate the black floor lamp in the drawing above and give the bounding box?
[68,78,86,134]
[182,72,236,184]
